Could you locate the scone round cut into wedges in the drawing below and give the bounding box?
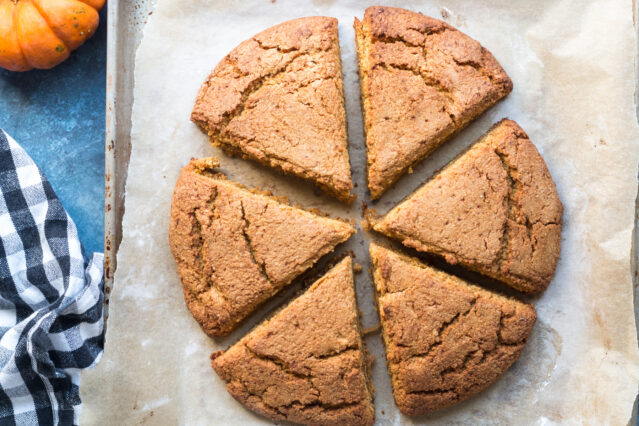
[169,158,355,337]
[369,243,536,416]
[354,6,513,199]
[211,257,375,426]
[191,16,355,203]
[371,119,563,293]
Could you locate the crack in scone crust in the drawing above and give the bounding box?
[168,159,355,337]
[239,200,276,287]
[374,119,563,293]
[219,345,370,422]
[370,244,536,416]
[191,16,354,202]
[211,258,375,426]
[354,6,513,199]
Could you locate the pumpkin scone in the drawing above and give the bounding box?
[191,17,354,203]
[369,243,536,415]
[370,120,562,293]
[169,158,356,337]
[211,257,375,426]
[354,6,513,198]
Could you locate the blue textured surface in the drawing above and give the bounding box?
[0,8,106,256]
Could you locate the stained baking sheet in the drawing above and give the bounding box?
[92,0,639,424]
[103,0,156,319]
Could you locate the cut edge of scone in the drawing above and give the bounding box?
[189,157,356,232]
[207,140,356,204]
[191,17,355,204]
[169,157,356,337]
[371,119,563,293]
[354,6,513,199]
[353,16,374,196]
[369,242,536,416]
[211,257,375,426]
[369,242,535,314]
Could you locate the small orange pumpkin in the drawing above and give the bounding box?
[0,0,105,71]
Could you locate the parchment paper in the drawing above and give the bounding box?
[81,0,639,424]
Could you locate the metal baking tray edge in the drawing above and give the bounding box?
[103,0,639,420]
[104,0,156,321]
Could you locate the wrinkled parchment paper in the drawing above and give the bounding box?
[81,0,639,424]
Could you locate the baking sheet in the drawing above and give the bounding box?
[103,0,155,321]
[84,0,639,424]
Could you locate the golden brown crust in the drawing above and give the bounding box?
[191,17,354,203]
[211,258,375,426]
[169,158,355,337]
[354,6,513,199]
[372,119,563,293]
[369,243,536,415]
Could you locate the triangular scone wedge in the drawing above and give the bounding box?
[191,17,354,203]
[369,243,536,416]
[371,120,562,293]
[354,6,513,199]
[211,257,375,426]
[169,158,356,337]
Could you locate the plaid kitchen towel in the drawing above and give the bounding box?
[0,130,104,426]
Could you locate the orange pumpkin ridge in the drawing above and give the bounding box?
[77,0,105,10]
[0,0,104,71]
[33,0,100,51]
[16,0,69,69]
[0,0,30,71]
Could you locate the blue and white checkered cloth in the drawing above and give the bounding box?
[0,130,104,425]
